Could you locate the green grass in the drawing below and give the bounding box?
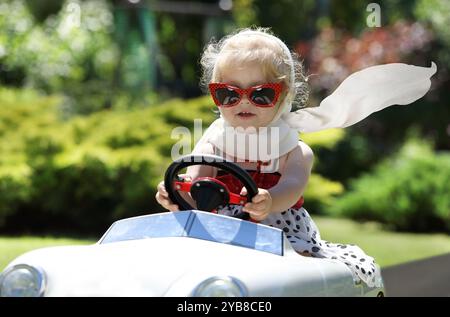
[0,236,94,271]
[314,216,450,267]
[1,217,450,271]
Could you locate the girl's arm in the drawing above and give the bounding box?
[243,141,314,220]
[269,141,314,212]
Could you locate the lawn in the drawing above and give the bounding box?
[314,216,450,267]
[1,217,450,271]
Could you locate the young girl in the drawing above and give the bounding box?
[156,27,437,288]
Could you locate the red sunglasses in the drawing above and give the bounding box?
[208,82,284,108]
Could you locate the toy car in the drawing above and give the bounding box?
[0,155,385,297]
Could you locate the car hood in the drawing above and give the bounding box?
[6,236,358,296]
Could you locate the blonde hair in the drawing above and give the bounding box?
[200,27,309,109]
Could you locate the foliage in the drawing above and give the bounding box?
[301,129,345,150]
[324,0,419,33]
[301,128,347,214]
[249,0,317,43]
[311,132,382,186]
[415,0,450,47]
[0,87,215,233]
[329,137,450,233]
[0,0,118,114]
[326,0,372,33]
[303,174,344,215]
[231,0,258,28]
[415,0,450,69]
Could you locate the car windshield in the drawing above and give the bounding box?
[99,210,284,256]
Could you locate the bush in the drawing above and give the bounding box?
[329,137,450,233]
[301,129,346,213]
[303,174,344,214]
[0,88,215,234]
[0,0,119,114]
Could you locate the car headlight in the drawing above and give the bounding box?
[192,276,248,297]
[0,264,46,297]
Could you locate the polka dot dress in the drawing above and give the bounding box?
[217,204,383,288]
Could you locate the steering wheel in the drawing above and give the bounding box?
[164,154,258,220]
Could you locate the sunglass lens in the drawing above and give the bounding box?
[215,88,241,106]
[250,87,276,106]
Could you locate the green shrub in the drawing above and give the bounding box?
[0,0,118,114]
[0,174,30,227]
[303,174,344,214]
[297,129,346,214]
[0,88,167,233]
[329,137,450,233]
[301,128,346,150]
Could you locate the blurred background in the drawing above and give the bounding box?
[1,0,449,270]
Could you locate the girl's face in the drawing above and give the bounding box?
[217,62,285,129]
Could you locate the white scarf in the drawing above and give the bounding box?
[193,31,437,161]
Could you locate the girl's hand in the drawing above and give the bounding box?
[241,188,273,221]
[155,174,192,212]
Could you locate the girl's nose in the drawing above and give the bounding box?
[240,94,252,106]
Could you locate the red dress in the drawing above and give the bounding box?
[215,169,304,209]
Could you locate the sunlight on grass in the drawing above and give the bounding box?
[314,216,450,267]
